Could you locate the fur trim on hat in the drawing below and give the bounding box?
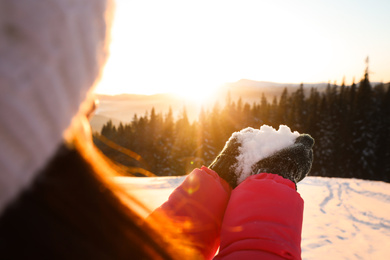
[0,0,113,214]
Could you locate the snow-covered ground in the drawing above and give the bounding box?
[117,175,390,260]
[299,177,390,259]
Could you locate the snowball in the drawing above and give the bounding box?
[233,125,300,184]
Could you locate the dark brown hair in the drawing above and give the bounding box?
[0,134,199,259]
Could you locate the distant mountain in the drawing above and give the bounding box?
[218,79,329,103]
[226,79,330,88]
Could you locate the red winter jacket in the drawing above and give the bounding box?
[150,166,304,260]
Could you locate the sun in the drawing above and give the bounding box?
[95,53,223,100]
[171,87,213,102]
[167,78,223,102]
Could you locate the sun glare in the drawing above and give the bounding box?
[170,80,223,102]
[95,0,390,97]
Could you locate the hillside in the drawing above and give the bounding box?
[117,175,390,259]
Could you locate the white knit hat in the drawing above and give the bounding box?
[0,0,112,215]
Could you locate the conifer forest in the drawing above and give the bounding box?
[94,73,390,182]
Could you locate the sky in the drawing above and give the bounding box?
[95,0,390,98]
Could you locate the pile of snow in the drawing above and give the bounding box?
[117,175,390,260]
[232,125,300,183]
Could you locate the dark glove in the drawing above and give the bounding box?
[209,135,241,188]
[252,134,314,189]
[209,132,314,189]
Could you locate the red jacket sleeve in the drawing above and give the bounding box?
[214,173,304,260]
[149,166,231,259]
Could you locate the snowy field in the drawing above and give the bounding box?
[117,175,390,260]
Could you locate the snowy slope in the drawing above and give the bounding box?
[299,177,390,260]
[116,175,390,260]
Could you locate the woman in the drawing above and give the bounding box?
[0,1,313,259]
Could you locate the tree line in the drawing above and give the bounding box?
[94,72,390,182]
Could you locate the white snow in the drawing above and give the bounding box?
[116,175,390,260]
[299,177,390,260]
[233,125,300,184]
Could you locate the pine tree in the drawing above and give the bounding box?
[269,96,279,128]
[315,95,336,176]
[156,107,176,175]
[194,108,216,166]
[377,85,390,181]
[258,93,270,127]
[276,87,289,125]
[289,84,306,132]
[171,107,196,175]
[350,70,375,179]
[101,120,117,140]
